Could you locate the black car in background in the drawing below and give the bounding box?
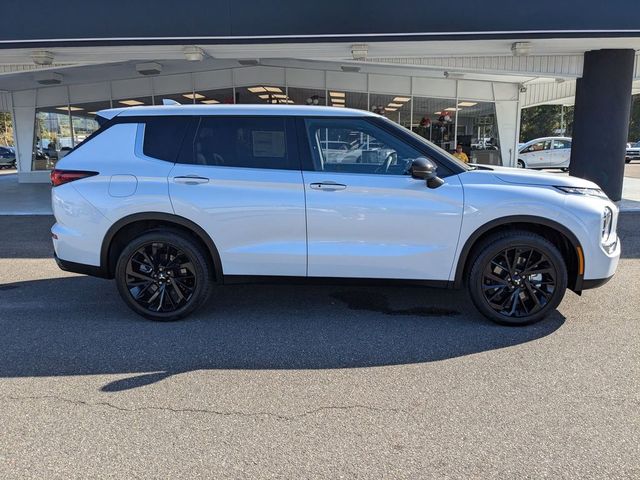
[0,146,16,169]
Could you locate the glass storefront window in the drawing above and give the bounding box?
[326,91,367,111]
[69,100,112,147]
[237,86,287,104]
[32,106,73,171]
[412,96,458,152]
[369,94,411,127]
[287,87,327,106]
[456,101,501,165]
[193,88,235,105]
[114,96,153,108]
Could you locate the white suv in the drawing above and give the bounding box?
[51,105,620,326]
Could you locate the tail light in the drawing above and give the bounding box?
[50,169,98,187]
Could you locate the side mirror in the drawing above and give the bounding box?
[411,157,445,189]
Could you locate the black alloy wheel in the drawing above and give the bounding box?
[468,231,568,326]
[115,231,212,321]
[125,242,196,313]
[481,247,557,318]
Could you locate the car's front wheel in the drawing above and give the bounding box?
[115,230,213,321]
[517,159,526,168]
[467,231,568,326]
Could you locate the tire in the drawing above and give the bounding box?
[115,230,213,321]
[467,230,568,326]
[517,159,525,168]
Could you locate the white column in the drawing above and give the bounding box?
[11,90,40,183]
[495,100,520,168]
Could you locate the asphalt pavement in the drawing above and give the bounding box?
[0,215,639,479]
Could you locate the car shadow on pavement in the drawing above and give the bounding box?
[0,275,565,391]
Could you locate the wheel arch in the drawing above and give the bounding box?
[100,212,224,282]
[454,215,584,292]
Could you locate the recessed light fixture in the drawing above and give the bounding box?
[333,104,345,107]
[119,99,145,106]
[271,93,288,99]
[445,107,459,112]
[201,99,220,104]
[183,93,205,100]
[330,92,345,98]
[331,98,345,103]
[248,86,267,93]
[264,86,283,93]
[88,111,98,115]
[385,107,397,112]
[457,102,477,107]
[258,94,271,99]
[55,106,84,112]
[393,97,410,103]
[387,103,403,108]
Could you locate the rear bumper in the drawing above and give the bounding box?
[54,253,109,279]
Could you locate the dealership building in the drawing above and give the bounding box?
[1,0,639,199]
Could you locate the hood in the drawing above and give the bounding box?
[473,165,601,189]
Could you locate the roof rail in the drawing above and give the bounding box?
[162,99,181,106]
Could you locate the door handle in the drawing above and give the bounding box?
[309,182,347,191]
[174,175,209,185]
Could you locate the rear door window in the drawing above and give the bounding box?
[183,116,299,170]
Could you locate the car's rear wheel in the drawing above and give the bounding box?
[115,230,212,321]
[467,231,568,326]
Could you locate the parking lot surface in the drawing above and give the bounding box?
[1,215,639,479]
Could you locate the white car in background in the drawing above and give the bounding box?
[518,137,572,171]
[626,141,640,163]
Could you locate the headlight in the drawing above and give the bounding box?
[555,186,609,199]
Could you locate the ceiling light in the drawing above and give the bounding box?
[183,46,204,62]
[31,50,54,66]
[393,97,410,103]
[248,86,267,93]
[333,104,345,107]
[445,107,459,111]
[136,62,162,76]
[271,93,287,99]
[183,93,205,100]
[511,42,532,57]
[387,103,403,108]
[258,94,270,99]
[341,65,361,73]
[55,106,84,112]
[119,99,145,106]
[330,92,345,98]
[332,98,345,103]
[35,72,62,85]
[457,102,477,107]
[88,111,98,115]
[385,107,397,112]
[351,44,369,60]
[201,99,220,104]
[264,86,283,93]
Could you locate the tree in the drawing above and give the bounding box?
[0,112,13,146]
[519,105,573,142]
